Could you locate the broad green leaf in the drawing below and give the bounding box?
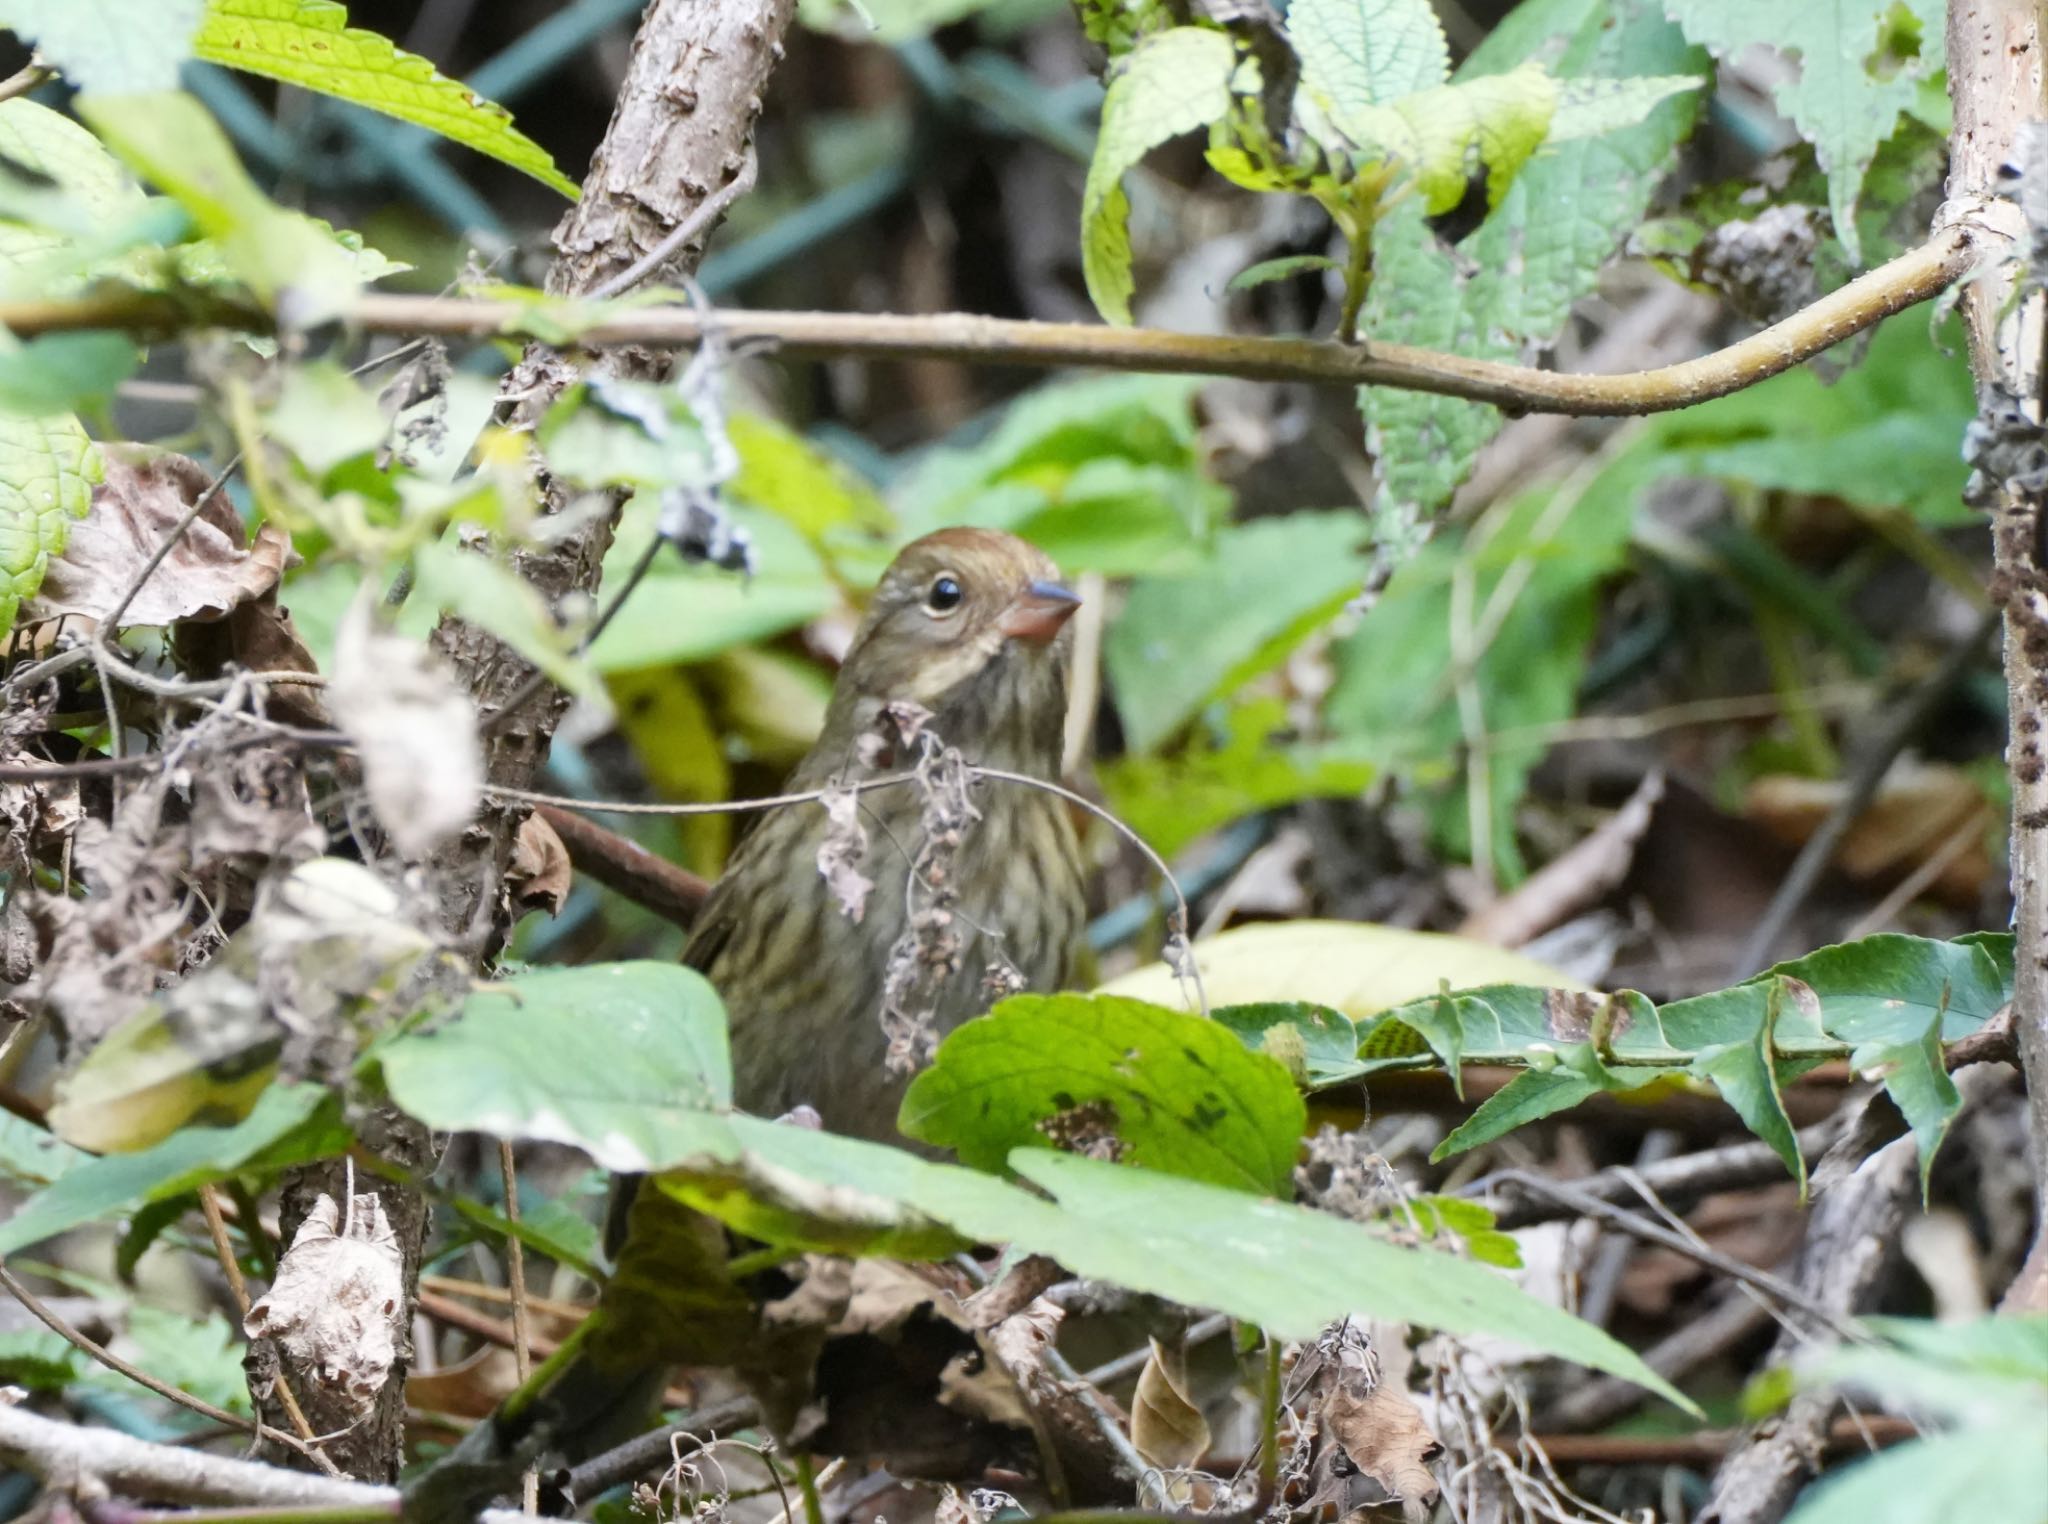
[1664,0,1942,264]
[1098,919,1584,1017]
[0,1113,90,1188]
[898,993,1306,1194]
[1339,64,1557,216]
[1325,459,1642,879]
[0,1083,345,1256]
[1099,697,1379,858]
[192,0,577,199]
[1397,1194,1521,1268]
[584,504,837,672]
[1105,512,1374,752]
[655,1115,1692,1409]
[377,962,735,1173]
[263,359,393,476]
[1783,1422,2048,1524]
[0,99,145,272]
[0,333,140,415]
[535,380,717,495]
[608,666,731,877]
[0,1330,83,1390]
[75,90,359,322]
[1081,27,1239,324]
[412,539,605,701]
[1547,74,1703,142]
[446,1193,603,1281]
[123,1304,253,1413]
[0,0,204,93]
[1360,0,1705,528]
[1210,1002,1368,1089]
[0,411,99,639]
[1289,0,1450,118]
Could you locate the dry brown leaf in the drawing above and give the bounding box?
[245,1190,403,1415]
[1322,1384,1440,1510]
[26,449,293,631]
[405,1342,524,1420]
[1131,1335,1211,1470]
[507,810,573,918]
[1745,758,1992,902]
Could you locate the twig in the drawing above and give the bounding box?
[1524,1416,1917,1467]
[198,1186,332,1468]
[1547,1279,1780,1433]
[0,1265,320,1462]
[0,61,50,103]
[1475,1174,1861,1339]
[1729,606,1999,978]
[0,228,1978,417]
[587,149,760,300]
[559,1398,762,1502]
[493,1143,538,1514]
[534,804,709,929]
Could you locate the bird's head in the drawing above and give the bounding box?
[829,528,1080,769]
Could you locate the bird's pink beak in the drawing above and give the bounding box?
[996,579,1082,645]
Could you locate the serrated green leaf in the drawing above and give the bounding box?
[192,0,577,199]
[0,98,144,272]
[1211,1002,1366,1089]
[1688,976,1804,1191]
[1360,0,1706,529]
[1340,63,1558,215]
[0,410,100,640]
[898,993,1307,1194]
[0,1083,346,1257]
[377,962,735,1173]
[1547,74,1702,142]
[1664,0,1942,265]
[1082,27,1239,324]
[1290,0,1450,118]
[0,0,205,94]
[1398,1194,1522,1268]
[1105,511,1374,752]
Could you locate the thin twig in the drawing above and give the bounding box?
[0,1264,322,1462]
[0,228,1977,417]
[0,61,50,103]
[1730,606,2000,978]
[588,149,760,301]
[198,1186,332,1466]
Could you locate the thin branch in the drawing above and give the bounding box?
[0,61,50,103]
[0,227,1977,417]
[533,804,709,929]
[0,1265,320,1462]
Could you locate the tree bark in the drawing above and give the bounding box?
[1946,0,2048,1315]
[263,0,794,1479]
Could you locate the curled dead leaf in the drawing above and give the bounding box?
[25,449,294,631]
[817,782,873,922]
[507,810,573,918]
[1132,1335,1211,1470]
[245,1191,404,1414]
[1320,1384,1440,1514]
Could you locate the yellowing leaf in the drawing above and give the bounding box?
[1097,919,1583,1019]
[0,412,101,641]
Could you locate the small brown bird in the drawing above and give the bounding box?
[689,525,1088,1138]
[421,531,1088,1505]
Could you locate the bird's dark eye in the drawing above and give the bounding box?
[925,574,964,614]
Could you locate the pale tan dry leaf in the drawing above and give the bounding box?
[1322,1384,1440,1509]
[404,1342,523,1419]
[1745,758,1992,902]
[327,599,481,858]
[507,810,572,917]
[26,449,294,630]
[245,1191,403,1414]
[1131,1335,1212,1470]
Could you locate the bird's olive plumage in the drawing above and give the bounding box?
[686,526,1087,1139]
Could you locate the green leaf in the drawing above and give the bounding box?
[1105,511,1375,752]
[1082,27,1239,324]
[1663,0,1942,265]
[411,538,605,701]
[656,1115,1694,1410]
[0,1113,90,1188]
[1397,1194,1522,1268]
[1210,1002,1367,1089]
[75,90,360,322]
[0,99,146,272]
[0,410,100,640]
[1227,254,1341,291]
[0,0,205,94]
[728,411,894,548]
[0,332,140,414]
[191,0,577,199]
[1098,697,1378,858]
[0,1329,84,1390]
[898,993,1306,1194]
[0,1083,346,1257]
[1360,0,1706,528]
[377,962,735,1173]
[584,505,837,672]
[1289,0,1450,119]
[1338,64,1559,216]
